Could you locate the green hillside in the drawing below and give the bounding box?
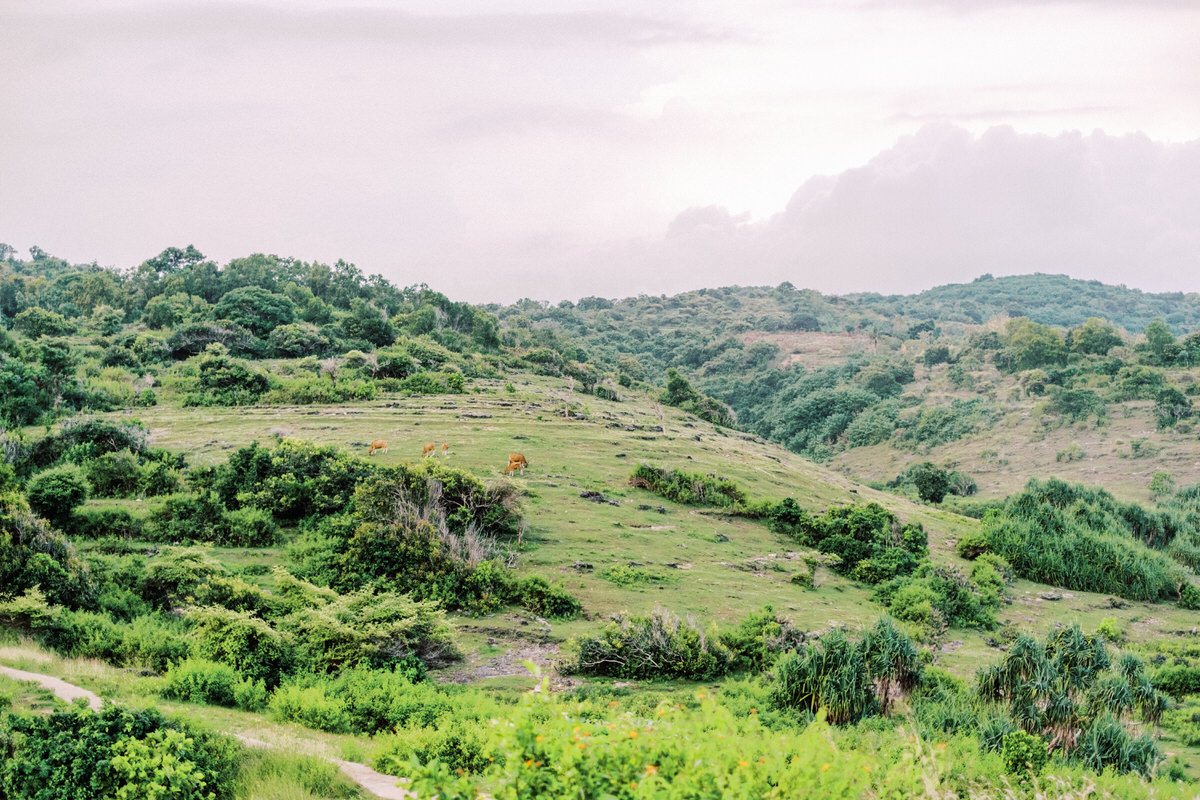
[6,245,1200,796]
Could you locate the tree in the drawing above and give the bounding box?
[1005,319,1067,371]
[13,307,73,338]
[1153,387,1192,430]
[910,462,952,503]
[1070,317,1122,356]
[213,286,295,339]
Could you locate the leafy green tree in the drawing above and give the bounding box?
[910,462,952,503]
[1004,318,1067,371]
[340,299,396,347]
[213,285,296,339]
[1154,387,1193,430]
[183,345,270,406]
[1139,318,1177,365]
[13,306,73,338]
[0,354,51,426]
[1070,317,1122,356]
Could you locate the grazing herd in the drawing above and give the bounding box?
[367,438,528,476]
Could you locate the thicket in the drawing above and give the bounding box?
[0,703,240,800]
[627,463,752,511]
[960,478,1192,602]
[977,625,1166,776]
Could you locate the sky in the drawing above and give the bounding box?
[3,0,1200,303]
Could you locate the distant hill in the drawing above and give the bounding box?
[851,272,1200,334]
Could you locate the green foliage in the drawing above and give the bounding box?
[977,625,1163,776]
[775,502,926,586]
[187,605,292,687]
[875,564,999,630]
[1154,387,1193,430]
[1001,729,1048,778]
[182,345,271,406]
[1001,318,1068,371]
[161,658,267,711]
[213,285,295,339]
[1070,317,1123,356]
[628,463,750,510]
[769,619,921,724]
[978,478,1187,601]
[374,719,496,776]
[0,498,95,609]
[0,704,239,800]
[661,368,734,426]
[568,607,733,681]
[269,667,481,735]
[718,606,806,673]
[26,465,89,525]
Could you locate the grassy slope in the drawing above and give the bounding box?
[96,374,1200,681]
[829,358,1200,503]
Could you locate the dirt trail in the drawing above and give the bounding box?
[0,665,102,710]
[0,665,411,800]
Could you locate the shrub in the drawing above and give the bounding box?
[187,605,293,687]
[1001,729,1048,778]
[374,720,495,776]
[769,621,921,725]
[0,704,239,800]
[719,606,805,673]
[26,465,89,525]
[516,575,582,619]
[568,607,733,681]
[224,506,281,547]
[69,506,143,540]
[628,463,749,510]
[161,658,266,710]
[82,450,142,496]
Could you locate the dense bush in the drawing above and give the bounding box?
[0,497,96,608]
[969,479,1187,601]
[0,704,239,800]
[977,625,1165,776]
[769,618,921,724]
[628,463,750,510]
[567,607,733,681]
[770,501,927,586]
[26,465,89,525]
[161,658,267,711]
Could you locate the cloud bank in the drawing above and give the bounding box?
[511,125,1200,302]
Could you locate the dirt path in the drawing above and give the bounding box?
[0,665,411,800]
[0,665,102,710]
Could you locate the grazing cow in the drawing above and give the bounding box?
[441,442,450,456]
[422,442,436,457]
[505,453,528,475]
[368,439,388,456]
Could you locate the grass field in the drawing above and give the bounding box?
[86,373,1200,686]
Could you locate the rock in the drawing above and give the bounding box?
[1040,592,1062,601]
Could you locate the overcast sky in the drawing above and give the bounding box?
[3,0,1200,302]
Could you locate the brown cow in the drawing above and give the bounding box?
[367,439,388,456]
[422,442,436,457]
[505,453,528,475]
[441,442,450,456]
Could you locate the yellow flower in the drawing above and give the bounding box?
[862,764,872,772]
[629,730,638,739]
[821,763,831,771]
[738,760,750,768]
[645,765,658,775]
[630,781,638,789]
[749,708,757,714]
[535,735,544,742]
[577,742,587,749]
[573,726,581,733]
[608,700,620,707]
[936,743,947,750]
[525,759,534,767]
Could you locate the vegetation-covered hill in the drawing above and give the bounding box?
[7,242,1200,796]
